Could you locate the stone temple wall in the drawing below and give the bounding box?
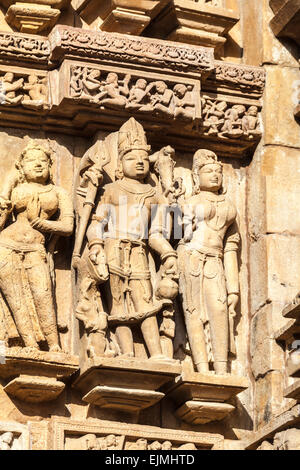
[0,0,299,451]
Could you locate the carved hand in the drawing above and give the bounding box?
[228,293,239,317]
[163,256,178,279]
[0,196,12,212]
[89,244,109,282]
[82,167,103,187]
[27,193,41,222]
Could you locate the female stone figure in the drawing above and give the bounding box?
[0,140,74,351]
[178,149,240,375]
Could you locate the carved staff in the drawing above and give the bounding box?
[73,146,110,265]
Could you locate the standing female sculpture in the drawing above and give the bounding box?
[178,149,240,375]
[0,140,73,351]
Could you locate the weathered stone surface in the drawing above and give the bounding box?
[262,146,300,235]
[251,304,285,379]
[263,66,300,148]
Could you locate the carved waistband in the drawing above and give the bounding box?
[0,239,46,254]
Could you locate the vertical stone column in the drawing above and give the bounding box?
[242,0,300,430]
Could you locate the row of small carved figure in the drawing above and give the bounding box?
[0,72,47,109]
[66,433,197,451]
[201,97,261,140]
[70,67,196,122]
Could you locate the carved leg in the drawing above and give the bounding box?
[184,312,209,373]
[203,274,228,375]
[140,316,163,358]
[27,253,60,352]
[0,253,39,348]
[115,325,134,357]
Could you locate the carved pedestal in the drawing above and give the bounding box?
[74,0,168,36]
[0,349,78,403]
[164,371,248,425]
[73,357,181,417]
[147,0,239,50]
[0,0,70,34]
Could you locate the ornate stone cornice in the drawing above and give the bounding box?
[48,26,214,75]
[0,31,50,65]
[0,26,266,157]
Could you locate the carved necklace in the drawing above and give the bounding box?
[202,192,228,232]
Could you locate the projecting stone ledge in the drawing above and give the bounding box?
[0,348,79,403]
[145,0,239,51]
[163,371,248,425]
[73,356,181,416]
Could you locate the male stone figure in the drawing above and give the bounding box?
[85,117,178,360]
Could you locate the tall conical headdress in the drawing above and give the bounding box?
[118,118,151,158]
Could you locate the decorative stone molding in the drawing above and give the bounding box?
[0,349,78,403]
[0,27,265,157]
[145,0,239,51]
[74,0,169,36]
[269,0,300,46]
[50,417,224,450]
[0,0,71,34]
[72,357,181,418]
[163,371,248,425]
[48,26,214,76]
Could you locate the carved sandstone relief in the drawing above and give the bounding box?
[48,26,214,75]
[0,140,73,352]
[0,71,48,110]
[52,417,223,450]
[73,117,180,362]
[69,65,200,124]
[201,97,261,140]
[0,140,77,403]
[178,149,240,375]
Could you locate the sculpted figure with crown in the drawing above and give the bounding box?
[178,149,240,375]
[75,118,179,361]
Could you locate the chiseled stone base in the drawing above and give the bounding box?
[163,370,248,425]
[73,356,181,415]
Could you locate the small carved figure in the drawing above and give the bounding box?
[0,140,74,351]
[161,441,172,450]
[0,72,23,106]
[129,438,148,450]
[173,84,195,121]
[22,74,47,109]
[140,81,173,117]
[148,440,162,450]
[126,79,155,111]
[178,149,240,374]
[241,105,260,138]
[221,104,246,138]
[78,118,178,360]
[81,69,102,100]
[98,73,130,109]
[202,99,227,136]
[0,432,14,450]
[70,67,84,98]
